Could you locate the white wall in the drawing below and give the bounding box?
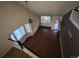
[0,1,39,57]
[28,11,40,35]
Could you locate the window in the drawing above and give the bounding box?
[24,23,32,33]
[10,23,32,41]
[41,16,51,23]
[11,26,26,41]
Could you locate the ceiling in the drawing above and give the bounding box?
[18,1,79,16]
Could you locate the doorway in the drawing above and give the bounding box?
[53,20,60,32]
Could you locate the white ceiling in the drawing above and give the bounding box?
[18,1,79,16]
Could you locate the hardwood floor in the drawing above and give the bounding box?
[23,26,61,58]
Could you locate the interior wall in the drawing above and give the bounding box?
[28,11,40,35]
[0,1,39,57]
